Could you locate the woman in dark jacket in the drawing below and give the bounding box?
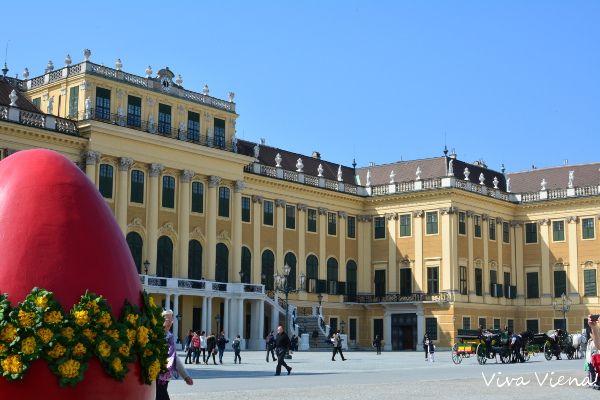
[205,333,217,365]
[423,334,430,361]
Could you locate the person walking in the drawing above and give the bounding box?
[423,334,430,361]
[265,331,277,362]
[232,334,242,364]
[205,332,217,365]
[156,310,193,400]
[274,325,292,376]
[373,335,382,355]
[331,330,346,361]
[191,331,200,364]
[199,330,207,364]
[216,331,229,364]
[184,329,194,364]
[427,339,436,362]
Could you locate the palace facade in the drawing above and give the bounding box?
[1,52,599,350]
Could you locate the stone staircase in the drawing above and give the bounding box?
[295,315,333,349]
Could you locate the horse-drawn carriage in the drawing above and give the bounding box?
[452,329,512,365]
[522,329,583,360]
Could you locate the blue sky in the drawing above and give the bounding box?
[2,1,599,173]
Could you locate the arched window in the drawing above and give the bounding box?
[261,250,275,290]
[284,252,297,291]
[241,246,251,284]
[157,236,173,278]
[99,164,114,198]
[346,260,358,301]
[327,258,339,295]
[126,232,143,273]
[215,243,229,282]
[188,240,202,280]
[306,255,318,293]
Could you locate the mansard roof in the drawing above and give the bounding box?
[0,77,41,112]
[507,163,600,193]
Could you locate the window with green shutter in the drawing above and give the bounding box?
[374,217,385,239]
[527,272,539,298]
[99,164,113,198]
[127,95,142,127]
[426,212,438,235]
[95,87,111,120]
[582,218,595,240]
[489,220,496,240]
[191,182,204,213]
[399,214,411,237]
[327,212,337,235]
[503,222,510,243]
[458,212,466,235]
[218,187,230,218]
[241,196,250,222]
[187,111,200,142]
[425,318,438,340]
[263,200,273,226]
[158,103,171,134]
[584,269,597,296]
[474,215,482,238]
[553,270,566,298]
[130,170,144,203]
[475,268,483,296]
[525,222,538,243]
[347,216,356,238]
[552,220,565,241]
[286,205,296,229]
[162,176,175,208]
[68,86,79,118]
[307,209,317,232]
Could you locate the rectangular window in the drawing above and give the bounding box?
[32,97,41,109]
[459,266,468,295]
[527,272,539,298]
[286,205,296,230]
[127,95,142,128]
[95,87,111,120]
[474,215,482,238]
[489,220,496,241]
[458,212,466,235]
[425,318,438,340]
[478,318,486,329]
[347,216,356,239]
[493,318,501,330]
[507,319,514,334]
[130,170,144,203]
[475,268,483,296]
[399,268,412,296]
[187,111,200,142]
[504,272,511,297]
[328,212,337,235]
[582,217,596,239]
[158,103,172,134]
[552,220,565,242]
[214,118,226,148]
[399,214,411,237]
[162,176,175,208]
[526,319,539,334]
[553,270,566,298]
[191,182,204,213]
[218,187,230,218]
[307,209,317,232]
[99,164,113,198]
[263,200,274,226]
[584,269,597,297]
[490,270,497,285]
[462,317,471,330]
[68,86,79,118]
[426,211,438,235]
[427,266,439,294]
[503,222,510,243]
[241,196,251,222]
[525,222,538,244]
[374,216,385,239]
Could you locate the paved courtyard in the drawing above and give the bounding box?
[167,349,599,400]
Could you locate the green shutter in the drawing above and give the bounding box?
[69,86,79,118]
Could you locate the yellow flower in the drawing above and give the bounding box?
[126,314,139,326]
[43,310,63,324]
[58,359,80,379]
[60,327,74,340]
[18,309,35,328]
[126,329,136,346]
[111,357,123,373]
[151,317,157,326]
[1,354,23,375]
[21,336,37,355]
[85,301,100,315]
[47,343,66,359]
[105,329,120,341]
[147,359,160,381]
[0,343,7,354]
[97,312,111,328]
[73,310,89,326]
[82,328,97,341]
[73,342,87,357]
[148,297,156,307]
[0,323,17,342]
[144,349,153,357]
[37,327,54,344]
[137,326,149,347]
[34,295,48,309]
[97,340,111,358]
[118,344,130,357]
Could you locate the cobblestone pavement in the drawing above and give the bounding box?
[167,349,599,400]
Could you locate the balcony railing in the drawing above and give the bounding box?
[344,291,451,304]
[140,275,265,294]
[0,105,79,136]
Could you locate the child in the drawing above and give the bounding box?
[233,335,242,364]
[428,339,435,362]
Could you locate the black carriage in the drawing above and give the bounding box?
[522,330,576,361]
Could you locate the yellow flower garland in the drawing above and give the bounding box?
[0,288,166,386]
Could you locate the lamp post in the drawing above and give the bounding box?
[143,260,150,275]
[215,314,221,334]
[274,264,305,359]
[552,292,572,331]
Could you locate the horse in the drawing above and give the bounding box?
[570,330,587,359]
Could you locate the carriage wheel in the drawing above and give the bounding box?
[499,348,511,364]
[476,344,487,365]
[452,343,462,364]
[543,342,553,361]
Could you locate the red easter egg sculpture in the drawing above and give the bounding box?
[0,149,155,399]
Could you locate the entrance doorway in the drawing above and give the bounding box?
[391,313,417,350]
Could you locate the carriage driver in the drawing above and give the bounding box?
[548,329,562,360]
[509,332,524,363]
